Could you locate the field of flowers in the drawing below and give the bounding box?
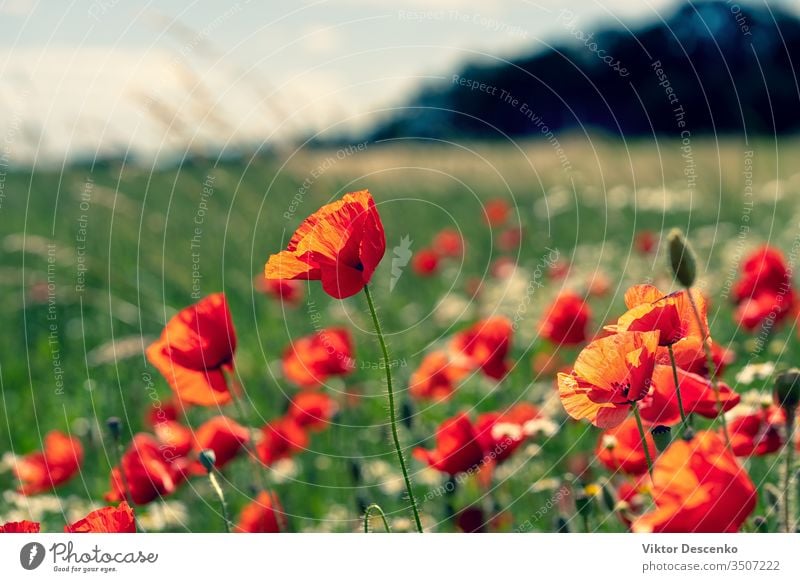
[1,136,799,533]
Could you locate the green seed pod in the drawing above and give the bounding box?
[667,228,697,287]
[106,417,122,441]
[650,425,672,453]
[198,449,217,473]
[774,368,800,413]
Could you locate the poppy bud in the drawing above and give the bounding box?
[774,368,800,413]
[198,449,217,473]
[681,426,695,442]
[400,399,414,431]
[667,228,697,287]
[650,425,671,452]
[106,417,122,441]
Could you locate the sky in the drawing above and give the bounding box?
[0,0,796,166]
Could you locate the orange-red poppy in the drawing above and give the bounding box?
[0,520,40,533]
[728,405,784,457]
[612,285,706,347]
[147,293,237,406]
[265,190,386,299]
[539,291,592,346]
[257,418,309,466]
[474,405,540,464]
[145,397,182,428]
[412,248,440,276]
[15,430,83,495]
[153,420,193,462]
[450,316,513,380]
[189,416,250,475]
[596,416,657,476]
[639,365,740,425]
[234,491,284,533]
[282,328,354,388]
[65,502,136,533]
[632,431,756,532]
[484,199,510,227]
[106,434,186,505]
[634,230,657,254]
[287,392,338,431]
[732,245,795,331]
[257,277,304,306]
[409,351,468,402]
[432,228,464,258]
[413,413,486,475]
[557,330,660,428]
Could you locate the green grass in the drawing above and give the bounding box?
[1,135,798,532]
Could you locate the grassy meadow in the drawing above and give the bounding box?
[1,134,799,532]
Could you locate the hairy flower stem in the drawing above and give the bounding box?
[781,413,797,533]
[685,289,730,446]
[207,470,232,533]
[632,403,654,478]
[363,284,423,533]
[667,344,689,435]
[364,503,392,533]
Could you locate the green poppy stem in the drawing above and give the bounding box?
[364,503,392,533]
[667,344,689,434]
[781,413,796,533]
[363,284,423,533]
[685,289,730,447]
[209,471,232,533]
[632,402,654,478]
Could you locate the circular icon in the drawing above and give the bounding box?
[20,542,46,570]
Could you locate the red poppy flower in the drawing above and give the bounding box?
[450,317,513,380]
[596,416,657,476]
[540,292,592,346]
[189,416,250,475]
[106,434,186,505]
[497,226,524,251]
[668,337,733,377]
[257,277,304,306]
[433,228,464,258]
[145,397,181,427]
[146,293,237,406]
[409,351,468,402]
[15,430,83,495]
[0,520,40,533]
[455,506,486,533]
[413,413,486,475]
[612,285,706,347]
[484,199,510,227]
[257,418,309,466]
[65,502,136,533]
[732,245,795,331]
[282,328,354,388]
[474,406,536,464]
[634,230,656,254]
[490,257,517,278]
[728,405,784,457]
[153,421,193,462]
[265,190,386,299]
[234,491,284,533]
[287,392,338,431]
[639,365,740,425]
[632,431,757,533]
[412,248,440,276]
[557,330,660,428]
